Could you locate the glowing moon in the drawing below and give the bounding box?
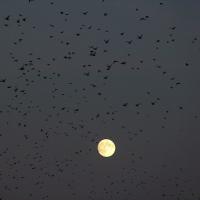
[97,139,116,157]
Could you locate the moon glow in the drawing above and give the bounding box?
[97,139,116,157]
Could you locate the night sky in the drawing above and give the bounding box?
[0,0,200,199]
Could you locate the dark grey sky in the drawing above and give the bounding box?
[0,0,200,199]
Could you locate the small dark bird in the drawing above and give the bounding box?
[137,34,143,39]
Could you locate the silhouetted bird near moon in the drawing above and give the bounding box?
[0,0,200,199]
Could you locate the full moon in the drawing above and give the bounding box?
[97,139,116,157]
